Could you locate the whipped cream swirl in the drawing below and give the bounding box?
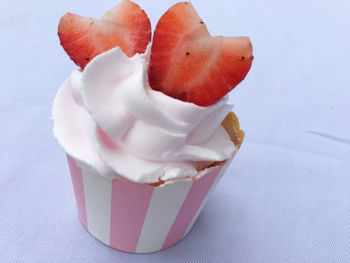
[52,46,236,183]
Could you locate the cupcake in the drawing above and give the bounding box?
[53,0,253,253]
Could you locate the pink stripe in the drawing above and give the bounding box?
[66,155,88,228]
[110,178,153,252]
[162,167,221,250]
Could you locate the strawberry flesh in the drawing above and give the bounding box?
[58,0,151,69]
[149,2,253,106]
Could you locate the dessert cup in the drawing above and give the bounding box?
[66,112,244,253]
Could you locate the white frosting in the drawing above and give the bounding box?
[52,46,236,183]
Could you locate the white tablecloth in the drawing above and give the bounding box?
[1,0,349,262]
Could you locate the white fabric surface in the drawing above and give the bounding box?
[1,0,350,262]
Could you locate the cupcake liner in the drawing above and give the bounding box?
[67,154,232,253]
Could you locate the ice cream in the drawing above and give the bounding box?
[52,46,237,183]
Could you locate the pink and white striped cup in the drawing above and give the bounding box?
[67,155,232,253]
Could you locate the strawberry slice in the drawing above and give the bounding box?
[58,0,151,69]
[148,2,253,106]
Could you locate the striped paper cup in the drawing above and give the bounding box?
[67,154,232,253]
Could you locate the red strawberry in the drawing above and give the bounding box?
[148,2,253,106]
[58,0,151,69]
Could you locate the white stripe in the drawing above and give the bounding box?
[183,160,232,237]
[135,180,193,253]
[82,170,112,245]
